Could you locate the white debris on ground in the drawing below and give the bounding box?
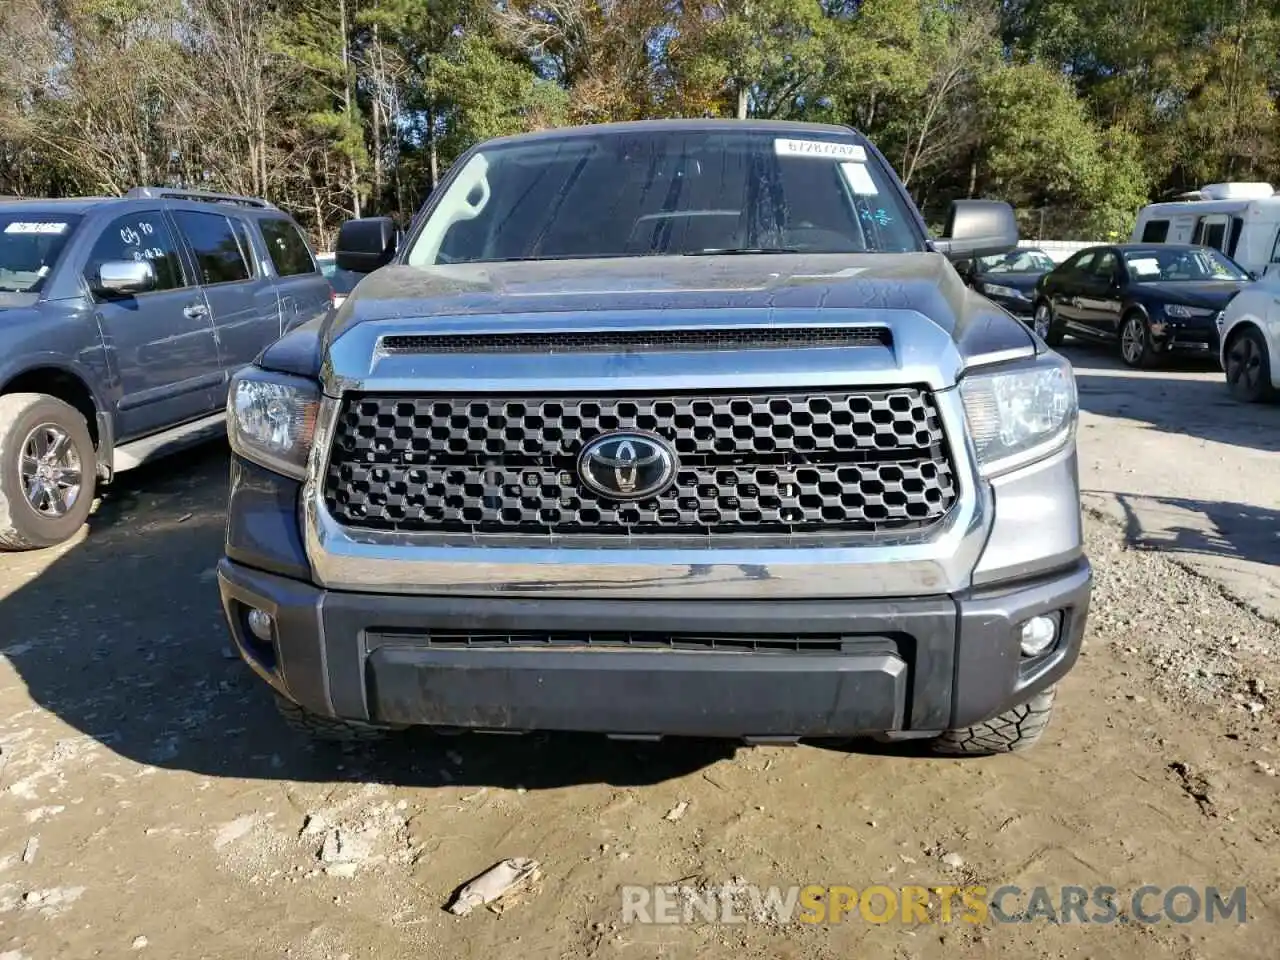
[664,800,689,822]
[0,885,86,917]
[447,858,542,917]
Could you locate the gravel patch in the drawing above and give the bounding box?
[1084,512,1280,714]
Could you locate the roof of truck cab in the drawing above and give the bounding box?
[477,118,865,149]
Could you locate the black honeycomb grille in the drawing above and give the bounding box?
[322,390,958,536]
[379,327,891,354]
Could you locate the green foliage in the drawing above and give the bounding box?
[3,0,1280,244]
[429,34,569,162]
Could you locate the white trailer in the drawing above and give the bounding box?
[1131,182,1280,278]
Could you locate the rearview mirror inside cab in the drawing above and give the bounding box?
[336,217,398,273]
[933,200,1018,263]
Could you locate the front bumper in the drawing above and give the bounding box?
[1151,314,1221,355]
[218,556,1091,738]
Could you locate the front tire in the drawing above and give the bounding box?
[0,393,97,551]
[1033,301,1063,346]
[1119,311,1157,369]
[1224,325,1275,403]
[274,693,395,743]
[930,686,1057,756]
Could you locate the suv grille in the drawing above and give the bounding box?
[322,389,957,537]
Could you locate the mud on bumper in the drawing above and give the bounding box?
[217,558,1091,739]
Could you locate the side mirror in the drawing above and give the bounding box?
[335,217,398,273]
[95,260,156,296]
[933,200,1019,262]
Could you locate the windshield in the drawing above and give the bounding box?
[978,249,1054,273]
[1123,247,1249,282]
[406,128,922,266]
[0,214,82,293]
[328,267,361,294]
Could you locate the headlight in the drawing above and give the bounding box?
[227,369,320,479]
[982,283,1024,300]
[959,355,1077,476]
[1164,303,1215,319]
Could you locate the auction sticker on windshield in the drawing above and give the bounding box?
[840,161,879,195]
[4,222,69,235]
[775,138,868,161]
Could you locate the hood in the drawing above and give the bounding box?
[320,253,1033,361]
[1135,280,1246,309]
[974,269,1046,291]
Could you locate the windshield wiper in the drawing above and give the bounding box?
[683,247,802,256]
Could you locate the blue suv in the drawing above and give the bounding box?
[0,187,331,550]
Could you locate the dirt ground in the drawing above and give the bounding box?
[0,342,1278,959]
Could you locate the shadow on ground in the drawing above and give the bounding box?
[1060,340,1280,454]
[0,444,921,787]
[1085,490,1280,570]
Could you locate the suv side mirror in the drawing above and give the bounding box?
[933,200,1019,262]
[95,260,156,296]
[336,217,398,273]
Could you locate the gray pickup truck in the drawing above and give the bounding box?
[0,188,331,549]
[218,119,1091,755]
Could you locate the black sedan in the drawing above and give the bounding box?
[961,247,1056,317]
[1031,243,1252,367]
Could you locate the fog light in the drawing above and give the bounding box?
[247,608,274,643]
[1019,615,1058,657]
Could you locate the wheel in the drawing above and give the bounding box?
[1119,311,1157,368]
[929,686,1057,756]
[274,693,395,743]
[1033,301,1063,346]
[0,393,97,551]
[1224,325,1275,403]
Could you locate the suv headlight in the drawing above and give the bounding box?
[982,283,1023,299]
[959,354,1077,477]
[1164,303,1215,319]
[227,369,320,479]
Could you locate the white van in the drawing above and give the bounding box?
[1130,182,1280,278]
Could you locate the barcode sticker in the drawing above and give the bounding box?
[774,138,868,161]
[4,221,69,235]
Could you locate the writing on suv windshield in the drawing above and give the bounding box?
[1123,247,1248,283]
[407,130,922,266]
[0,215,82,293]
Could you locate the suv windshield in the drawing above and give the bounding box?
[0,213,82,293]
[1123,246,1249,282]
[978,249,1054,273]
[407,128,922,266]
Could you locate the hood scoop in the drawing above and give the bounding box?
[378,325,893,356]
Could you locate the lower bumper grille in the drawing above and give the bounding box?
[322,389,958,537]
[372,630,901,657]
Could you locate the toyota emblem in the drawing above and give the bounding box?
[577,432,678,501]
